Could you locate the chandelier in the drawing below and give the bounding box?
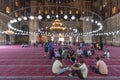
[4,29,14,35]
[50,19,67,31]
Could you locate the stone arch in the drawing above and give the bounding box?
[15,25,29,44]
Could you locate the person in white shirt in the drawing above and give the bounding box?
[103,49,110,59]
[80,42,83,48]
[52,57,70,74]
[76,47,83,58]
[54,49,60,58]
[68,59,88,79]
[87,48,92,57]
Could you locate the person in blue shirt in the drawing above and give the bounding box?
[48,40,54,59]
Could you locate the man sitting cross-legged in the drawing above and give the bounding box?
[90,57,108,75]
[52,56,70,75]
[68,59,88,79]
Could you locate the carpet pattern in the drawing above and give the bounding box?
[0,45,120,80]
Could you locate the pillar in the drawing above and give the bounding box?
[29,18,39,45]
[29,0,39,45]
[83,17,92,43]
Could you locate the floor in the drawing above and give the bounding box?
[0,45,120,80]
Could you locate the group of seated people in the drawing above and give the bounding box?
[52,56,88,79]
[77,47,95,58]
[52,46,95,62]
[49,44,110,61]
[52,56,108,79]
[54,46,78,62]
[51,46,109,79]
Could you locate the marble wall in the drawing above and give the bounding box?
[0,12,14,45]
[103,13,120,46]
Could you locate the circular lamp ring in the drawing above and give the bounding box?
[8,5,103,36]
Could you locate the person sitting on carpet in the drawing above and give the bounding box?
[91,47,95,55]
[102,49,110,59]
[52,56,70,75]
[87,48,92,57]
[54,49,61,58]
[68,59,88,79]
[83,48,88,57]
[70,52,77,63]
[90,57,108,75]
[21,43,29,47]
[76,47,83,58]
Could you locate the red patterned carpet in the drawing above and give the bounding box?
[0,45,120,80]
